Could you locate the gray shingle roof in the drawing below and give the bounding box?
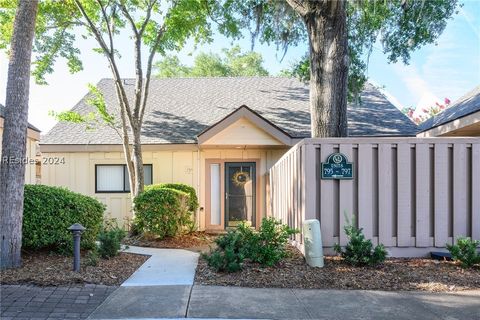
[42,77,417,145]
[0,104,41,132]
[419,85,480,132]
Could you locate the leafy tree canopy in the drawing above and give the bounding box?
[0,0,219,84]
[210,0,460,100]
[155,45,269,77]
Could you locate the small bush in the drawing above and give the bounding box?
[23,185,105,253]
[334,217,387,266]
[98,219,126,258]
[85,249,100,267]
[239,218,297,267]
[203,218,296,272]
[202,230,245,272]
[149,183,198,213]
[446,237,480,268]
[146,183,198,231]
[134,187,191,239]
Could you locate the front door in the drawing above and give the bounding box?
[225,162,256,228]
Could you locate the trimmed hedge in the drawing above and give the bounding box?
[134,187,191,238]
[23,185,105,252]
[145,183,198,213]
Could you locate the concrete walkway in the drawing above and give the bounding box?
[88,247,480,320]
[88,246,199,319]
[121,246,199,286]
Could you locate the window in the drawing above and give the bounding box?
[96,164,153,193]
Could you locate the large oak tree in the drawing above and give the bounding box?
[212,0,460,137]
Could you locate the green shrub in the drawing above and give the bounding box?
[146,183,198,231]
[239,218,297,267]
[133,187,191,239]
[334,217,387,266]
[85,249,100,266]
[23,185,105,253]
[203,218,296,272]
[446,237,480,268]
[202,230,246,272]
[147,183,198,212]
[98,219,126,258]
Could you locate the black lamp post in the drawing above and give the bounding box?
[68,223,86,272]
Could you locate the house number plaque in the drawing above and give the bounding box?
[321,153,354,180]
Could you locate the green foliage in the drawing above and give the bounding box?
[334,216,387,266]
[229,0,460,98]
[239,218,297,267]
[446,237,480,268]
[85,249,100,267]
[203,218,297,272]
[50,83,116,131]
[202,230,245,272]
[154,56,190,78]
[98,227,126,258]
[144,183,198,232]
[23,184,105,253]
[0,0,220,84]
[133,187,191,239]
[147,183,199,213]
[155,45,269,78]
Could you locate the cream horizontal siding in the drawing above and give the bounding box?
[41,147,289,229]
[0,126,38,184]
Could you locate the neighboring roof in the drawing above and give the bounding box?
[0,104,41,132]
[419,85,480,132]
[42,77,418,145]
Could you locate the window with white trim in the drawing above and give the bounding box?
[95,164,152,193]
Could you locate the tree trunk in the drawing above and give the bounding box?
[303,0,348,137]
[131,128,144,197]
[0,0,38,270]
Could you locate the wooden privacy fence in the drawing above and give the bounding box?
[268,137,480,257]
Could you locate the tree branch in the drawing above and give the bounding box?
[74,0,135,128]
[285,0,308,16]
[95,0,114,55]
[139,24,165,124]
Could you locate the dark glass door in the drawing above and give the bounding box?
[225,162,256,228]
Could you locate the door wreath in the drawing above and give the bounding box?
[232,171,250,187]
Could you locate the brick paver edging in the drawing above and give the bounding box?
[1,284,117,320]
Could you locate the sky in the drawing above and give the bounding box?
[0,1,479,133]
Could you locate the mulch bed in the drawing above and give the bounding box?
[0,250,148,286]
[124,232,217,252]
[195,246,480,292]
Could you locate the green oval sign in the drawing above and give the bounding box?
[321,153,353,180]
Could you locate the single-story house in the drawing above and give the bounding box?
[0,104,40,184]
[417,85,480,137]
[41,77,418,231]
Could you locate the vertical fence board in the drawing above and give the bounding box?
[434,144,449,247]
[378,144,393,247]
[397,143,412,247]
[339,144,354,246]
[453,143,468,237]
[320,144,335,246]
[415,144,431,247]
[473,144,480,241]
[358,144,373,240]
[304,144,317,221]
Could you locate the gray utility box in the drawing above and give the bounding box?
[303,219,324,267]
